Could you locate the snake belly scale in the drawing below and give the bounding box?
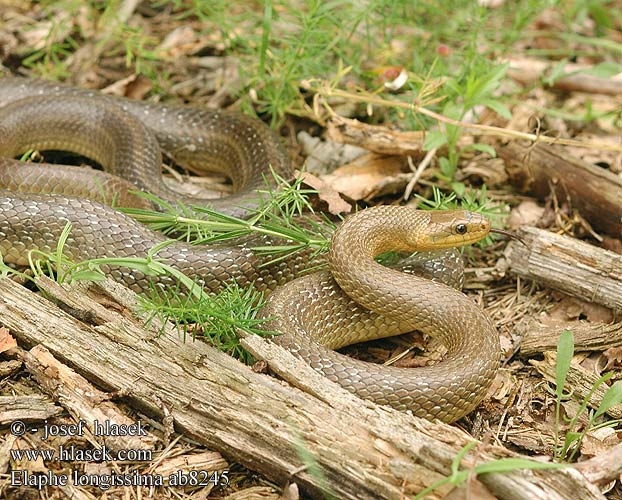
[0,77,500,422]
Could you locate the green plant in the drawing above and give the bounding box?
[553,329,622,462]
[22,0,161,81]
[563,0,614,33]
[422,61,511,191]
[3,221,205,299]
[121,170,335,267]
[0,172,335,362]
[140,280,272,364]
[0,222,274,363]
[412,441,567,499]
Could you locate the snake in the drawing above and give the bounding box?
[0,77,501,422]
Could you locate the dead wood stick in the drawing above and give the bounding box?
[18,344,158,452]
[326,115,426,156]
[0,395,61,425]
[0,359,21,377]
[521,320,622,356]
[530,352,622,419]
[0,276,606,500]
[503,226,622,312]
[499,143,622,237]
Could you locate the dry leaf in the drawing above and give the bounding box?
[602,347,622,371]
[298,171,351,215]
[101,74,153,100]
[0,327,17,354]
[547,296,614,323]
[322,154,408,201]
[508,200,545,229]
[159,26,198,57]
[298,131,367,175]
[580,427,621,459]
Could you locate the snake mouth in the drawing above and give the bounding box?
[490,227,527,246]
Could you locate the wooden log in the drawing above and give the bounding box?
[19,345,158,452]
[521,320,622,357]
[0,276,607,500]
[0,395,61,425]
[503,226,622,312]
[499,143,622,237]
[530,352,622,419]
[326,115,426,156]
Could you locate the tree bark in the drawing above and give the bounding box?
[0,395,61,425]
[0,276,607,500]
[530,352,622,419]
[520,320,622,357]
[503,226,622,311]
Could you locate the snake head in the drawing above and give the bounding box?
[422,210,491,249]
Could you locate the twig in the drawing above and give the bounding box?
[403,149,436,200]
[311,83,622,153]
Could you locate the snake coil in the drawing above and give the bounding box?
[0,77,500,422]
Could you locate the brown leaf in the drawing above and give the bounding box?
[602,347,622,371]
[158,26,198,57]
[580,427,621,459]
[101,74,153,100]
[322,154,408,201]
[547,296,614,323]
[0,327,17,354]
[508,200,545,229]
[298,171,351,215]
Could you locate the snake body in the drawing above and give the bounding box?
[0,77,291,216]
[263,207,500,422]
[0,77,500,422]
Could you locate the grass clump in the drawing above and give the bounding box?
[553,330,622,462]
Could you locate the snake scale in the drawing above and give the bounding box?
[0,77,500,422]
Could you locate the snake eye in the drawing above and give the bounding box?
[455,223,467,235]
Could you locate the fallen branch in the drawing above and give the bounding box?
[0,395,61,425]
[0,276,607,499]
[326,115,426,156]
[503,227,622,311]
[521,320,622,357]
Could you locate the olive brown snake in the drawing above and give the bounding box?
[0,77,500,422]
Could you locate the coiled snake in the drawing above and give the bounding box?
[0,77,500,422]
